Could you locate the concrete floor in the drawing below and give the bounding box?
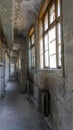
[0,81,50,130]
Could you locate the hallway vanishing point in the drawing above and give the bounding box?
[0,80,50,130]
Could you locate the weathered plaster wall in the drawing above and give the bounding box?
[62,0,73,130]
[0,0,14,49]
[19,39,27,92]
[26,3,67,130]
[26,0,73,128]
[0,40,5,97]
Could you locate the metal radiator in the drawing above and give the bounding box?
[39,89,50,116]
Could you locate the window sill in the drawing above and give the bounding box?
[38,68,63,77]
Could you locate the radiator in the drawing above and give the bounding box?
[27,80,34,95]
[39,89,50,116]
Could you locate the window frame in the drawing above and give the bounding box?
[39,0,62,69]
[29,31,35,69]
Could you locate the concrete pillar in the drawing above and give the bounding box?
[19,41,27,93]
[2,44,5,92]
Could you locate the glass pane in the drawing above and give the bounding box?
[58,0,61,17]
[58,44,61,54]
[29,50,31,68]
[58,45,61,66]
[50,4,55,24]
[45,51,49,67]
[49,40,56,55]
[31,34,34,45]
[50,54,56,68]
[44,12,48,31]
[49,26,56,43]
[59,53,61,66]
[58,23,61,44]
[44,34,49,51]
[40,38,43,54]
[40,54,44,69]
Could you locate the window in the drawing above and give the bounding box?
[29,31,35,68]
[39,0,62,69]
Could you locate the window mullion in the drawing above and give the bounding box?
[55,0,58,68]
[43,18,45,68]
[56,23,58,68]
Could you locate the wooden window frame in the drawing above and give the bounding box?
[29,32,35,69]
[40,0,62,69]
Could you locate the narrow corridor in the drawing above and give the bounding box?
[0,81,50,130]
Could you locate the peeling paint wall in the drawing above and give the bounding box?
[0,0,14,49]
[26,0,73,130]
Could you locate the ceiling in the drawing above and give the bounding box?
[0,0,43,60]
[14,0,43,36]
[13,0,43,59]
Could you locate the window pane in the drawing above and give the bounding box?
[58,44,61,66]
[45,51,49,67]
[58,0,61,17]
[40,38,43,54]
[57,23,61,44]
[44,34,49,51]
[49,40,56,55]
[50,54,56,68]
[31,34,34,45]
[44,12,48,31]
[29,50,31,68]
[49,26,56,42]
[40,54,44,69]
[50,4,55,24]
